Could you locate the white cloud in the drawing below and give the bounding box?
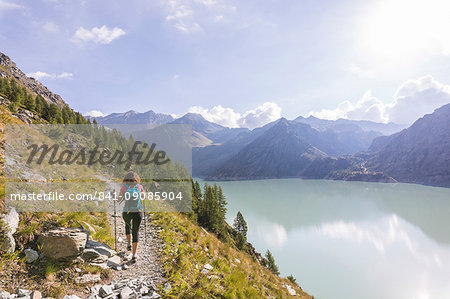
[43,22,59,33]
[71,26,126,45]
[0,1,23,10]
[164,0,233,32]
[166,1,199,32]
[27,71,73,80]
[195,0,217,6]
[189,105,241,127]
[240,102,282,129]
[84,110,105,118]
[310,76,450,124]
[388,76,450,124]
[188,102,282,129]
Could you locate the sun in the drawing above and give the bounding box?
[360,0,450,62]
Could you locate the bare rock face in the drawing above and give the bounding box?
[38,228,89,261]
[11,108,41,124]
[0,52,67,107]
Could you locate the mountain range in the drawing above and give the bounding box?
[90,103,449,187]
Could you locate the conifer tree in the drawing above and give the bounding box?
[233,211,248,249]
[265,250,280,275]
[24,94,35,111]
[233,211,248,238]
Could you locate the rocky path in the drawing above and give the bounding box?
[98,176,166,297]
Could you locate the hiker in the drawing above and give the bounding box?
[118,171,145,262]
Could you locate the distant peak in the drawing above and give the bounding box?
[124,110,138,114]
[182,112,206,120]
[278,117,290,123]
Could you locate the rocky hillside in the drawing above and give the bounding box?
[0,52,67,107]
[367,103,450,187]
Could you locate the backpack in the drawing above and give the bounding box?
[123,184,142,213]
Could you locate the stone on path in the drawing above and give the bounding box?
[74,274,101,284]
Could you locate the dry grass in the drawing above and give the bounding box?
[152,212,313,298]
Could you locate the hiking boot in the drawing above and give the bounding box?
[131,255,138,263]
[127,244,132,251]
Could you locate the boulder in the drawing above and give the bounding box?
[38,228,88,261]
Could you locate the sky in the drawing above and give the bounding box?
[1,0,450,129]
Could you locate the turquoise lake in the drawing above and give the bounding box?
[198,178,450,299]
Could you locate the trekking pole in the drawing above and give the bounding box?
[143,195,147,246]
[113,196,118,251]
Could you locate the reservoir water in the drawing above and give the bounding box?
[199,178,450,299]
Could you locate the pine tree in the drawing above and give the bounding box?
[0,78,11,97]
[8,102,17,113]
[24,94,35,111]
[265,250,280,275]
[34,95,47,115]
[62,106,72,123]
[214,184,227,219]
[233,211,248,238]
[233,211,248,249]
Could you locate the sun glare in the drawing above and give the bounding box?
[361,0,450,62]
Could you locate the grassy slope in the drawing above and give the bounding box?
[152,212,312,298]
